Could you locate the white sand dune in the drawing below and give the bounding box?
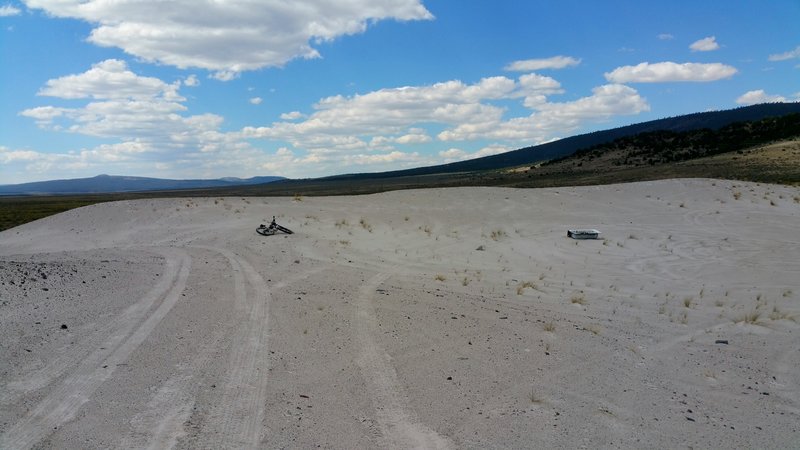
[1,178,799,449]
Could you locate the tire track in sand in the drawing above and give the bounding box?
[194,247,271,449]
[121,257,326,450]
[1,249,183,404]
[355,272,453,449]
[0,247,191,450]
[121,369,197,450]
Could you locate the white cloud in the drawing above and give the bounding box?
[241,78,515,150]
[345,150,421,166]
[769,45,800,61]
[439,144,509,163]
[518,73,562,94]
[505,56,581,71]
[0,141,161,183]
[242,74,649,160]
[183,74,199,87]
[19,61,237,159]
[518,73,563,107]
[280,111,305,120]
[394,128,432,144]
[18,105,68,122]
[657,33,674,40]
[690,36,720,52]
[210,70,240,82]
[735,90,788,105]
[22,0,433,78]
[0,146,40,163]
[16,60,654,181]
[0,4,21,16]
[249,97,263,105]
[535,84,649,119]
[37,59,182,100]
[440,84,649,142]
[604,62,737,83]
[438,148,465,161]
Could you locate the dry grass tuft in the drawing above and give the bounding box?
[570,292,587,305]
[736,310,762,324]
[516,281,536,295]
[585,324,602,335]
[434,274,447,282]
[543,322,555,332]
[490,229,507,241]
[769,306,796,322]
[528,389,545,404]
[359,217,373,232]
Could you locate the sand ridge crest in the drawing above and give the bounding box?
[1,179,799,448]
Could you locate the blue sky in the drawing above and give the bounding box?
[1,0,799,184]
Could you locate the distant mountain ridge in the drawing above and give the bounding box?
[0,174,285,195]
[324,102,800,181]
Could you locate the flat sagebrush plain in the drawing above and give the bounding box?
[1,179,799,449]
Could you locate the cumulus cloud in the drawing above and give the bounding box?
[0,4,21,16]
[0,142,160,183]
[604,62,737,83]
[249,97,263,105]
[280,111,306,120]
[505,56,581,71]
[16,58,654,180]
[241,77,515,150]
[439,144,509,163]
[19,105,68,123]
[735,90,788,105]
[769,45,800,61]
[657,33,674,40]
[690,36,720,52]
[345,150,421,166]
[36,59,182,100]
[440,84,649,142]
[394,128,432,144]
[19,60,236,157]
[240,73,650,159]
[183,74,200,87]
[22,0,433,78]
[13,61,286,180]
[535,84,649,119]
[518,73,563,107]
[0,146,41,163]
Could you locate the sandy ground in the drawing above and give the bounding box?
[1,178,799,449]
